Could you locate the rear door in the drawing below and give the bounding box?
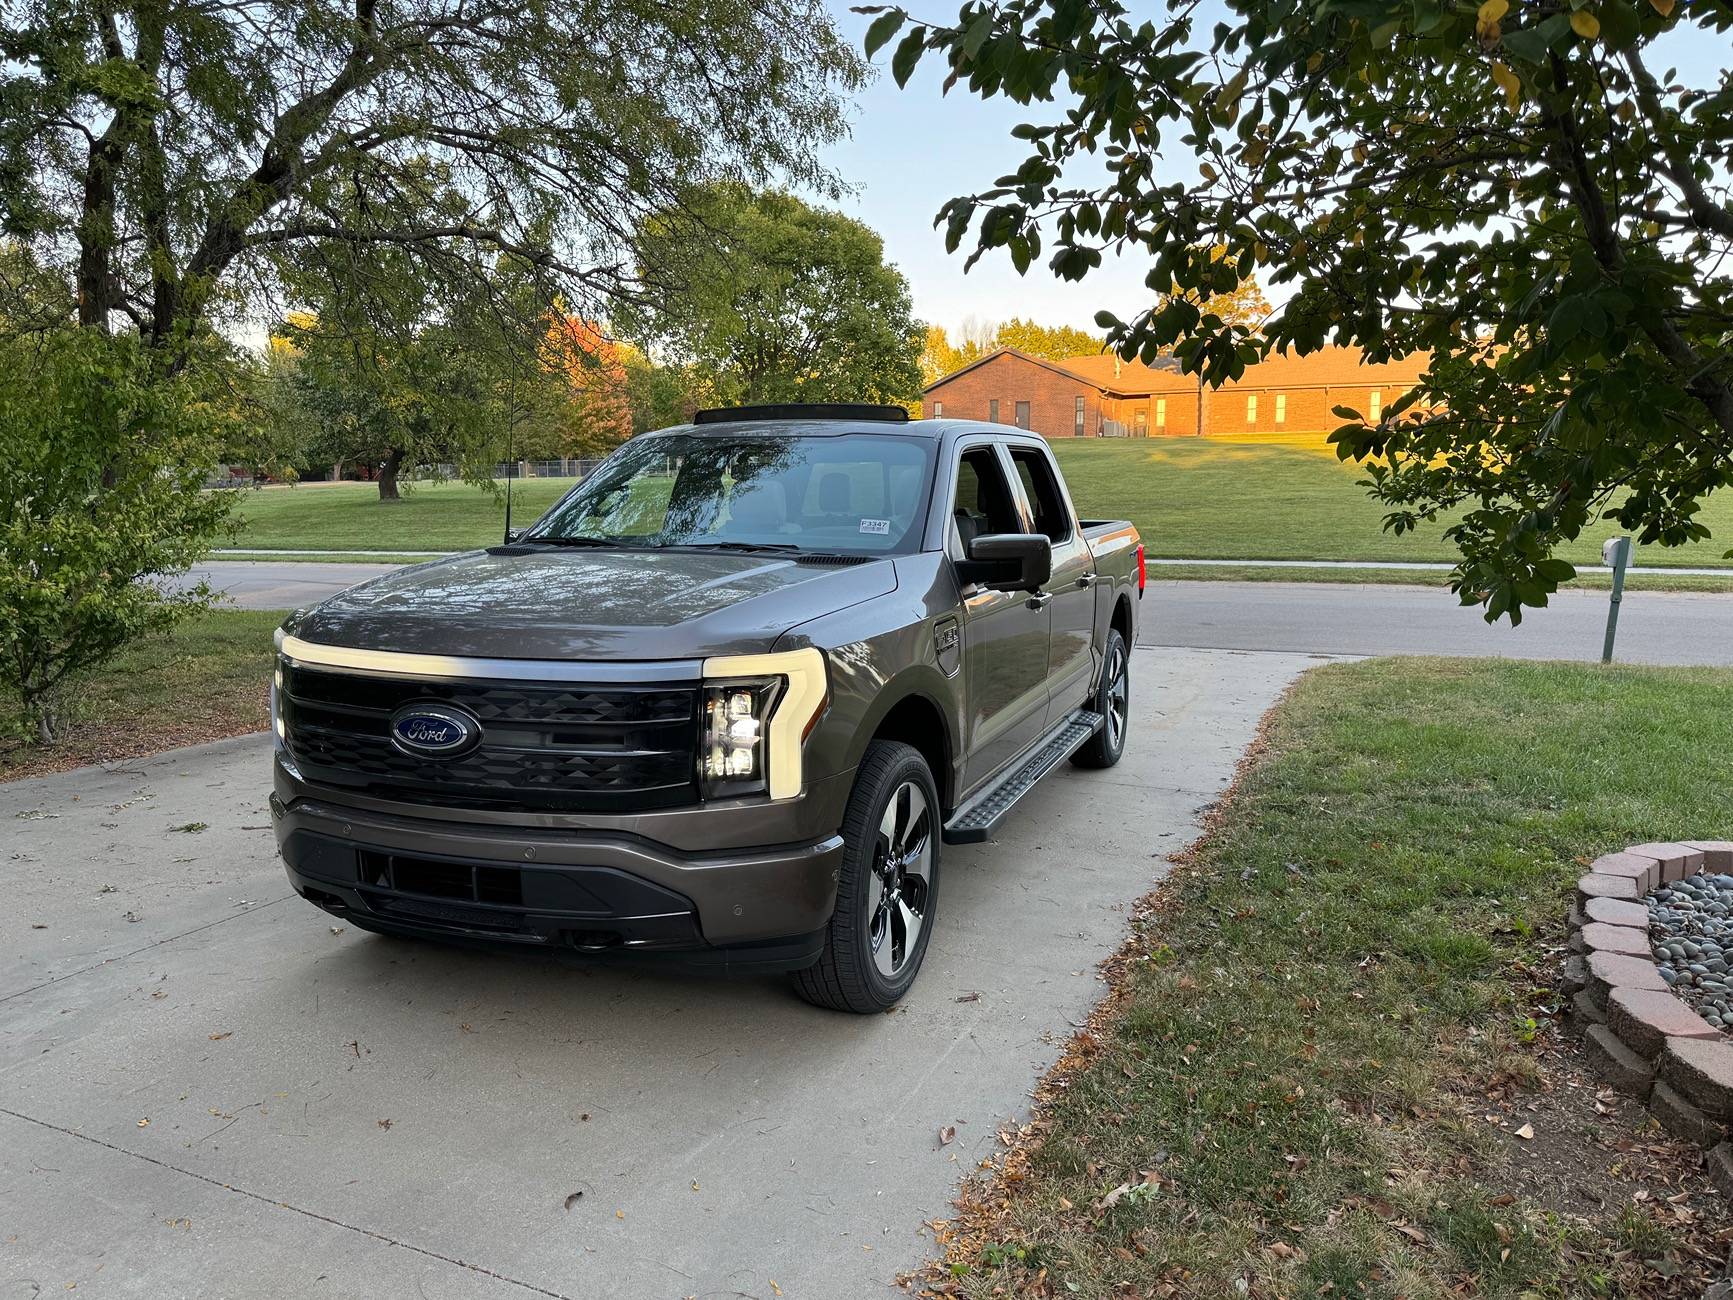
[1006,442,1097,722]
[950,442,1051,793]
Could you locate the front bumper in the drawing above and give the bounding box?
[272,783,847,970]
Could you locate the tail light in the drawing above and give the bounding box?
[1136,543,1146,595]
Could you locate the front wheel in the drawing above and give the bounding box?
[793,740,940,1013]
[1071,627,1129,769]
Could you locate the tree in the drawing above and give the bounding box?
[868,0,1733,621]
[1153,255,1272,435]
[0,329,232,742]
[626,184,924,406]
[992,317,1108,361]
[1,2,864,362]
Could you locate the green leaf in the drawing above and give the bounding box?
[962,12,994,60]
[864,10,906,58]
[891,28,925,88]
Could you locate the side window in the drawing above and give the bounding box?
[951,447,1021,551]
[1073,395,1084,437]
[1009,447,1071,544]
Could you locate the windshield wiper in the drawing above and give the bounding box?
[677,541,804,554]
[519,535,623,548]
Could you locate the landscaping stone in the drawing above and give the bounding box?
[1581,921,1653,957]
[1710,1142,1733,1201]
[1660,1037,1733,1121]
[1626,842,1705,884]
[1560,954,1588,996]
[1586,950,1667,1003]
[1606,987,1723,1059]
[1648,1081,1727,1149]
[1584,1023,1655,1097]
[1578,872,1641,905]
[1589,852,1662,894]
[1685,841,1733,873]
[1571,989,1606,1025]
[1584,896,1651,929]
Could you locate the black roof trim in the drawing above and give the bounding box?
[692,403,911,425]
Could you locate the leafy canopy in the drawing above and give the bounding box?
[0,0,864,350]
[626,184,925,406]
[866,0,1733,621]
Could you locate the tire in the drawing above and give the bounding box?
[1071,627,1129,770]
[792,740,941,1013]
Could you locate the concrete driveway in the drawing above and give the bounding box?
[1,646,1317,1299]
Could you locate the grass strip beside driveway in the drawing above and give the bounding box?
[926,657,1733,1299]
[1,609,282,781]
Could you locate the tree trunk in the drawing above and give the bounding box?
[377,447,405,500]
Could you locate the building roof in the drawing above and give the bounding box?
[1051,352,1185,395]
[923,342,1430,400]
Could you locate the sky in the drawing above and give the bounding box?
[815,1,1731,343]
[818,1,1154,341]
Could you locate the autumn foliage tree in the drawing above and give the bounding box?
[869,0,1733,621]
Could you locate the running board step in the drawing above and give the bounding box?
[942,709,1104,845]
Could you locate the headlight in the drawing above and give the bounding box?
[700,679,781,797]
[269,654,303,778]
[698,648,829,801]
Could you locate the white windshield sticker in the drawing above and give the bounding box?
[858,518,891,535]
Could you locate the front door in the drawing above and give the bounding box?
[951,444,1050,795]
[1008,444,1097,722]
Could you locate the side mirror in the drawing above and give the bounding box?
[957,533,1052,593]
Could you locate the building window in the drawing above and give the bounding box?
[1246,394,1258,426]
[1073,395,1085,437]
[1134,410,1147,436]
[988,398,999,423]
[1368,389,1382,421]
[933,400,943,418]
[1274,394,1286,425]
[1155,398,1167,430]
[1015,400,1031,430]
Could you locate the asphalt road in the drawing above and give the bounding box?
[186,562,1733,666]
[0,646,1312,1299]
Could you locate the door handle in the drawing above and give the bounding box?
[1076,573,1097,588]
[1026,591,1053,610]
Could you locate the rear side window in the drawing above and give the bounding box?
[952,447,1021,550]
[1009,447,1071,543]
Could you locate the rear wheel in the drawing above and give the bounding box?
[793,740,940,1013]
[1071,627,1129,769]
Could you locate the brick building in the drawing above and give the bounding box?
[922,344,1429,438]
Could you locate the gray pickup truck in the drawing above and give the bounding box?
[270,404,1144,1011]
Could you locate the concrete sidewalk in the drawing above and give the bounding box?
[0,646,1317,1299]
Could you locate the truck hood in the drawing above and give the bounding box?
[283,547,898,661]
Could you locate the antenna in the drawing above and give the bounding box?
[503,359,517,543]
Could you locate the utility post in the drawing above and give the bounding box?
[1601,535,1632,664]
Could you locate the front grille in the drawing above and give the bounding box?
[280,664,699,813]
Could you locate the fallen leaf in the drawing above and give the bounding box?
[1515,1123,1535,1141]
[955,991,980,1002]
[137,1118,150,1127]
[691,1181,700,1192]
[168,822,208,834]
[615,1209,624,1220]
[563,1191,583,1211]
[771,1283,782,1297]
[208,1031,232,1041]
[377,1118,393,1131]
[938,1125,957,1146]
[30,923,46,930]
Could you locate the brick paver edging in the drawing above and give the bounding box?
[1562,840,1733,1203]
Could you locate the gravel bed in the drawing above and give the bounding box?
[1648,872,1733,1031]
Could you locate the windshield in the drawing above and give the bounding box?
[528,432,934,554]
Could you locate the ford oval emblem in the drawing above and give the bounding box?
[388,704,481,758]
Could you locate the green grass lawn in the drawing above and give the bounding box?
[222,443,1733,576]
[932,656,1733,1298]
[227,477,578,552]
[1049,437,1733,571]
[1,609,282,780]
